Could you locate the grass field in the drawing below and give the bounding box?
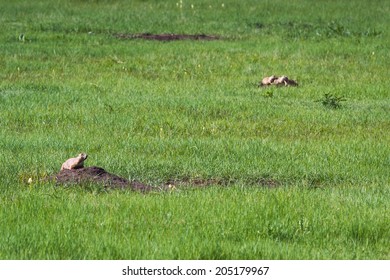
[0,0,389,259]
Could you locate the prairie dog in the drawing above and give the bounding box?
[274,76,298,86]
[260,75,277,86]
[274,75,289,85]
[61,153,88,171]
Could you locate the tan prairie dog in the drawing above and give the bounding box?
[260,75,277,86]
[273,75,298,86]
[61,153,88,171]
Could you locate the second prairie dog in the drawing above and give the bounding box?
[274,75,298,86]
[61,153,88,171]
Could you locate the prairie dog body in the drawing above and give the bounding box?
[61,153,88,171]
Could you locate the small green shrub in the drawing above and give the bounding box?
[317,93,346,109]
[263,90,274,98]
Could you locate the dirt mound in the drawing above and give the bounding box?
[54,166,152,192]
[114,33,220,41]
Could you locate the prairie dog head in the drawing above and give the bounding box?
[78,153,88,161]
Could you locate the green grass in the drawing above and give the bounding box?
[0,0,389,259]
[1,185,388,259]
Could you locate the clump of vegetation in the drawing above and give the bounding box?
[263,90,274,98]
[317,93,346,109]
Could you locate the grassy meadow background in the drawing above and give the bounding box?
[0,0,389,259]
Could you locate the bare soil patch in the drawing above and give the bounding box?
[164,177,279,189]
[114,33,220,41]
